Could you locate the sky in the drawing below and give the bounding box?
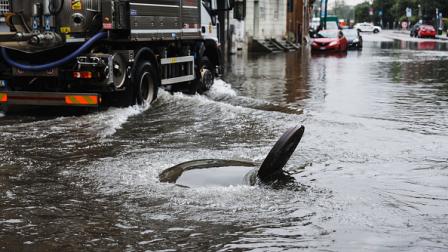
[326,0,368,8]
[344,0,367,6]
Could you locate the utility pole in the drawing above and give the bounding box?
[320,0,329,29]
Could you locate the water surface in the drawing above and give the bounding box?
[1,32,448,251]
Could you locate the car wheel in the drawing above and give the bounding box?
[373,29,379,33]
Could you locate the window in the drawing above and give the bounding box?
[0,0,9,16]
[287,0,294,12]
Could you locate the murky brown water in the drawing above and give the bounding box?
[1,32,448,251]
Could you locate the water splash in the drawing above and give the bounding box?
[88,104,151,138]
[207,79,238,98]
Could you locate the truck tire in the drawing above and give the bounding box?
[191,56,215,94]
[135,61,158,105]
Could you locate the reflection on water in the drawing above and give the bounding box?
[175,166,255,188]
[1,34,448,251]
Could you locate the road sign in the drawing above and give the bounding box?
[406,7,412,17]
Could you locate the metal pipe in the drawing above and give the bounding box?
[1,32,107,72]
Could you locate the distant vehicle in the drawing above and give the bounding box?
[417,25,436,38]
[311,30,348,52]
[324,16,340,30]
[344,29,363,49]
[354,22,382,33]
[309,16,340,36]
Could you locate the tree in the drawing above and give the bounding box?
[331,0,355,21]
[389,0,448,27]
[354,1,371,23]
[372,0,395,28]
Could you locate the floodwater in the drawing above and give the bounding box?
[1,32,448,251]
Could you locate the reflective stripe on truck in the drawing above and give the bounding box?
[0,91,100,107]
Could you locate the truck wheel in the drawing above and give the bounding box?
[135,61,158,105]
[196,56,215,94]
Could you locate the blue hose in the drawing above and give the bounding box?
[1,32,107,72]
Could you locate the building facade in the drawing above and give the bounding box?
[245,0,288,40]
[229,0,313,53]
[0,0,9,32]
[287,0,314,44]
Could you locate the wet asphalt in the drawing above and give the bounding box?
[1,31,448,251]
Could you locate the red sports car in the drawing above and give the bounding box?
[418,25,436,38]
[312,30,348,52]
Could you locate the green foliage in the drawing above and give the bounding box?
[354,1,371,23]
[354,0,448,27]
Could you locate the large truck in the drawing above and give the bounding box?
[0,0,233,109]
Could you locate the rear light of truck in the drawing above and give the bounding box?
[0,93,7,102]
[72,71,93,79]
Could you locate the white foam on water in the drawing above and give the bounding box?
[207,79,237,98]
[87,104,151,138]
[0,219,23,224]
[167,227,194,232]
[5,190,15,199]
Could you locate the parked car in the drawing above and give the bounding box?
[311,30,348,52]
[354,22,382,33]
[417,25,436,38]
[344,29,363,49]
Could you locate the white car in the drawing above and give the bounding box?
[354,23,382,33]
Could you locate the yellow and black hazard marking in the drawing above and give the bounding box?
[71,0,82,10]
[0,93,7,103]
[60,26,71,34]
[65,95,98,106]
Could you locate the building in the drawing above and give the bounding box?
[229,0,313,53]
[0,0,9,32]
[287,0,314,45]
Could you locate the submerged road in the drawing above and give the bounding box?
[1,31,448,251]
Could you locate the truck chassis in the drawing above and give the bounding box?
[0,0,231,110]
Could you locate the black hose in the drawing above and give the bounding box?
[49,0,64,15]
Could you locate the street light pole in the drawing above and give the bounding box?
[418,4,422,23]
[436,8,439,30]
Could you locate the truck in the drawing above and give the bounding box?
[0,0,234,110]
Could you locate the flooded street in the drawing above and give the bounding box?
[1,31,448,251]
